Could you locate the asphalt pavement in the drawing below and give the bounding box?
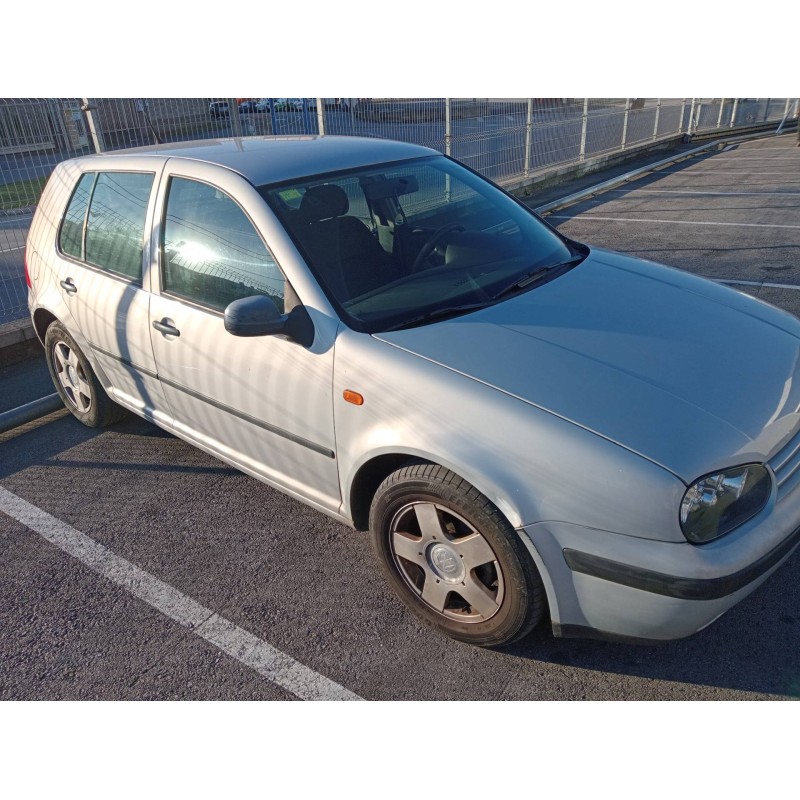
[2,132,800,700]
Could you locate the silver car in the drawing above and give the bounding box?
[25,136,800,647]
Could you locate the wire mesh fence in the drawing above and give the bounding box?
[1,97,797,324]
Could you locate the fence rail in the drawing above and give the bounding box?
[1,97,797,324]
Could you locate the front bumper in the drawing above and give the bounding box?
[519,478,800,641]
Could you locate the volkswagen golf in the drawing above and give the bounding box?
[25,135,800,646]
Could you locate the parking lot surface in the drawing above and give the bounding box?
[2,133,800,701]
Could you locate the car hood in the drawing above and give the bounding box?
[374,249,800,481]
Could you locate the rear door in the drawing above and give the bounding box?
[147,159,341,513]
[54,159,169,422]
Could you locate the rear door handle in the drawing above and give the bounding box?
[152,319,181,337]
[60,278,77,294]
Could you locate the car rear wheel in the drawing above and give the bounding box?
[44,321,128,428]
[369,463,546,646]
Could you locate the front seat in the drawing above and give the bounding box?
[294,184,396,302]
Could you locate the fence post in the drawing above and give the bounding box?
[763,99,771,122]
[730,98,739,128]
[444,98,452,202]
[316,98,326,135]
[579,98,589,161]
[228,98,243,137]
[717,99,726,129]
[524,98,534,178]
[687,99,696,135]
[267,99,277,135]
[621,98,631,150]
[652,98,661,141]
[444,97,452,155]
[678,98,686,135]
[81,98,104,153]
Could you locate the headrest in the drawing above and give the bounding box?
[299,184,349,221]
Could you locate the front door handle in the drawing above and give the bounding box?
[60,278,77,294]
[152,319,181,337]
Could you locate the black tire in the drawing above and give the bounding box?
[369,463,546,647]
[44,320,128,428]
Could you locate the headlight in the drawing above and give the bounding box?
[680,464,772,544]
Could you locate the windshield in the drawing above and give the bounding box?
[260,155,579,332]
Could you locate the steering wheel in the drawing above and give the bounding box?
[410,223,465,273]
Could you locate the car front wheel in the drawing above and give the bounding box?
[369,463,546,646]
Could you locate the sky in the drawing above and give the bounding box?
[6,2,795,98]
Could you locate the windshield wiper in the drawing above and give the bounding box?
[382,302,491,332]
[491,255,584,301]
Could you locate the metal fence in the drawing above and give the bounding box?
[1,97,797,324]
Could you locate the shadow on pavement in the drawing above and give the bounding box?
[501,549,800,698]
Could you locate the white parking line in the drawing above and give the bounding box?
[714,278,800,291]
[605,189,800,197]
[549,215,800,230]
[706,156,800,160]
[0,486,363,702]
[0,246,25,254]
[656,170,800,176]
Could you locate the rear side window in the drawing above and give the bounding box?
[59,172,96,259]
[85,172,154,281]
[161,177,285,312]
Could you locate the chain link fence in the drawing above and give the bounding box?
[1,97,797,324]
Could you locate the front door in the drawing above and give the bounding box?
[148,163,341,513]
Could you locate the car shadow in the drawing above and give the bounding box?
[0,412,230,482]
[500,548,800,698]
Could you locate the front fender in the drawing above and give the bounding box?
[333,328,687,542]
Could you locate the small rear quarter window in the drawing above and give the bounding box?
[59,172,96,260]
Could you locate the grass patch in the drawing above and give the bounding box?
[0,176,47,211]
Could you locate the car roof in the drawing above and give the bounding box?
[99,136,438,186]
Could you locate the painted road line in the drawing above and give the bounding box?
[603,189,800,197]
[713,278,800,291]
[655,170,800,176]
[0,246,25,254]
[0,486,363,702]
[702,155,800,159]
[549,215,800,230]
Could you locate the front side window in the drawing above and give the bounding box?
[59,172,96,260]
[85,172,154,281]
[261,155,580,332]
[161,177,285,313]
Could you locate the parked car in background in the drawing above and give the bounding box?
[208,101,229,118]
[238,100,258,114]
[25,136,800,648]
[273,98,316,113]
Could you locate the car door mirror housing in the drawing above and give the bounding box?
[224,295,314,347]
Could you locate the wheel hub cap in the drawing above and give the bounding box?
[426,542,465,584]
[67,364,78,386]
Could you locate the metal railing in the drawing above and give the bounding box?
[1,97,796,324]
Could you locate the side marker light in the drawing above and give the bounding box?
[343,390,364,406]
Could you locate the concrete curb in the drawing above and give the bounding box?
[0,318,39,368]
[0,393,62,434]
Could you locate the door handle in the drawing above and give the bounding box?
[60,278,77,294]
[152,319,181,337]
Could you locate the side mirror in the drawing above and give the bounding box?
[224,295,314,347]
